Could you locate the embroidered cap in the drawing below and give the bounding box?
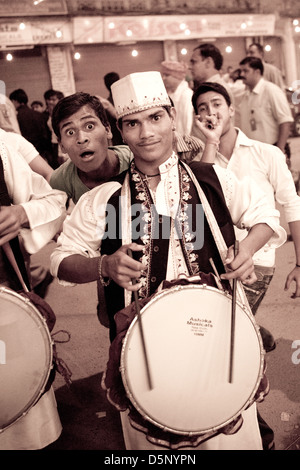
[111,71,171,119]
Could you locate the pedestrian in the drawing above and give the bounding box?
[237,57,293,155]
[161,60,194,135]
[192,81,300,354]
[188,43,235,140]
[102,72,123,145]
[50,71,285,450]
[43,89,65,169]
[0,138,67,450]
[0,127,54,298]
[247,42,285,90]
[50,91,133,326]
[9,88,52,162]
[31,100,44,112]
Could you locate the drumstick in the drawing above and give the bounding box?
[229,240,239,383]
[127,249,153,390]
[2,241,29,292]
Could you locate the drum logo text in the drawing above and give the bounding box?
[0,340,6,364]
[187,316,213,336]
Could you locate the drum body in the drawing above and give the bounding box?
[0,287,53,431]
[121,284,264,436]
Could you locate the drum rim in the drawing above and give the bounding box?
[0,286,53,432]
[120,283,265,436]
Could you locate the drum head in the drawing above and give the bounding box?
[0,288,53,431]
[121,284,263,435]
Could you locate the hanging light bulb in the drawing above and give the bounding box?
[6,53,13,61]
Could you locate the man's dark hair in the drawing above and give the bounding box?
[239,56,264,75]
[44,89,64,101]
[52,91,110,140]
[9,88,28,104]
[104,72,120,91]
[193,43,223,71]
[192,82,231,114]
[31,100,43,107]
[248,42,264,56]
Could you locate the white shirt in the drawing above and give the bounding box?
[236,78,293,145]
[0,140,67,254]
[212,129,300,266]
[50,154,286,282]
[169,80,194,135]
[0,128,38,164]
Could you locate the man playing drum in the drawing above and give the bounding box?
[50,71,286,450]
[0,139,67,449]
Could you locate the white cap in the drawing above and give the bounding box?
[111,71,171,119]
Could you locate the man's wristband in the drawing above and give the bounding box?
[206,140,220,151]
[98,254,111,286]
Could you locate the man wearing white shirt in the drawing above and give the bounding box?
[237,57,293,154]
[161,60,194,135]
[51,71,286,450]
[192,81,300,340]
[247,42,285,91]
[0,139,67,450]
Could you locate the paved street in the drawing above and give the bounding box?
[28,137,300,451]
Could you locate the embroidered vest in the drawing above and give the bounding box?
[101,161,235,341]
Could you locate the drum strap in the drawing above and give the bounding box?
[183,162,250,309]
[0,151,30,291]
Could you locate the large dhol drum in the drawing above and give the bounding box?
[0,287,53,431]
[120,284,264,436]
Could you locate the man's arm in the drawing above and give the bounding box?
[276,122,292,154]
[221,223,274,283]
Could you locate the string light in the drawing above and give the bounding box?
[131,49,138,57]
[74,52,81,60]
[225,46,232,53]
[180,48,188,55]
[265,44,271,52]
[6,53,13,61]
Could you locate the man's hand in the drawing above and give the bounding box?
[220,243,257,285]
[0,205,28,246]
[101,243,145,291]
[284,267,300,299]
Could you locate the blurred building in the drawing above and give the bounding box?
[0,0,300,106]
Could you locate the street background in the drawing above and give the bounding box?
[29,137,300,451]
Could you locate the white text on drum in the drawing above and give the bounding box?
[292,340,300,365]
[0,340,5,364]
[103,454,196,466]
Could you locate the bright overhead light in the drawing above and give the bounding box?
[6,53,13,61]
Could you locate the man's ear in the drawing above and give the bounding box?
[59,141,68,154]
[105,125,113,141]
[229,104,235,119]
[170,106,177,129]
